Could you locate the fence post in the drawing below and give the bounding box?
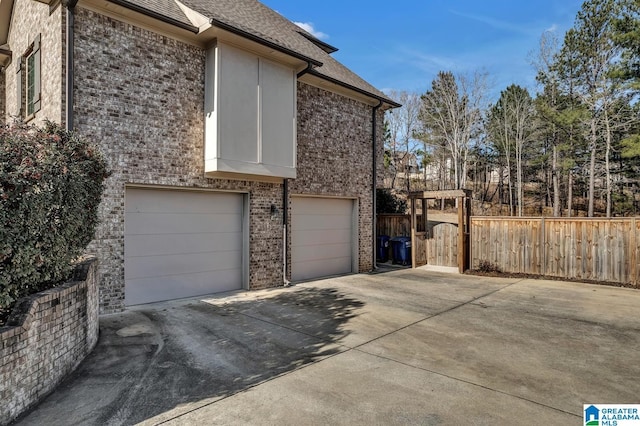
[632,217,637,287]
[411,197,417,269]
[541,217,546,276]
[457,196,464,273]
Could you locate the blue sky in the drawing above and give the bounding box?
[264,0,585,101]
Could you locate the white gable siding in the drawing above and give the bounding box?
[204,41,296,180]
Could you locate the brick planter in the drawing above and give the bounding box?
[0,258,99,425]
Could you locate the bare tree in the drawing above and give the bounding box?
[487,101,515,214]
[419,71,487,190]
[487,85,535,216]
[533,30,563,216]
[510,88,536,217]
[385,90,422,192]
[600,97,636,216]
[555,0,621,216]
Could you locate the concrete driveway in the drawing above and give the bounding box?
[16,268,640,425]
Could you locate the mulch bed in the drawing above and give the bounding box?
[466,269,636,289]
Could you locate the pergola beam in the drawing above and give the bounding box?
[409,190,471,200]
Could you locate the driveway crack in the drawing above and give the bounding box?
[350,280,524,351]
[344,279,581,420]
[352,346,581,419]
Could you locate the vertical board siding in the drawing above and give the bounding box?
[377,214,423,237]
[472,218,542,274]
[472,217,639,287]
[415,234,428,267]
[425,223,457,267]
[635,218,639,285]
[377,215,456,267]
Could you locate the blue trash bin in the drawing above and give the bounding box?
[377,235,390,262]
[390,236,412,266]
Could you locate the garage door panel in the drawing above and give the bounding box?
[292,229,352,247]
[291,197,354,281]
[291,214,351,232]
[292,198,352,216]
[126,232,240,258]
[292,242,352,263]
[125,249,241,280]
[125,189,243,306]
[125,269,241,306]
[126,189,241,215]
[292,257,353,282]
[126,213,241,236]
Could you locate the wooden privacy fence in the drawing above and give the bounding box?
[472,217,640,287]
[377,214,423,237]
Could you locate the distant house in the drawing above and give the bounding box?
[391,152,420,176]
[1,0,399,313]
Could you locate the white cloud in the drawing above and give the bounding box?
[449,9,543,37]
[294,22,329,40]
[395,47,459,74]
[545,24,558,32]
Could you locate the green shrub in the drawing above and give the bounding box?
[376,188,407,214]
[0,122,108,309]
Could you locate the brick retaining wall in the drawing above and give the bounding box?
[0,258,99,425]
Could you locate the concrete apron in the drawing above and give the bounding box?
[15,270,640,426]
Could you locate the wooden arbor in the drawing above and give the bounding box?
[408,190,472,273]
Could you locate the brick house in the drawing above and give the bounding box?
[0,0,399,313]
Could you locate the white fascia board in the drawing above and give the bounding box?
[205,158,296,180]
[173,0,211,32]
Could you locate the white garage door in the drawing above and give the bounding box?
[291,197,354,281]
[125,188,244,305]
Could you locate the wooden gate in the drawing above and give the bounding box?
[409,190,471,273]
[377,201,468,271]
[425,223,458,267]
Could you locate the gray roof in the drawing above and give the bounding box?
[113,0,398,106]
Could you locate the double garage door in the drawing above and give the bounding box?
[124,188,244,306]
[124,189,355,305]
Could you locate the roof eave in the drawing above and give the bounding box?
[97,0,396,107]
[297,31,338,54]
[0,47,11,68]
[308,69,401,109]
[106,0,200,33]
[208,17,322,68]
[101,0,323,67]
[0,0,15,47]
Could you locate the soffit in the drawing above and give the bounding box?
[0,0,15,46]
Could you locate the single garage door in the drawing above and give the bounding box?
[125,188,244,305]
[291,197,354,281]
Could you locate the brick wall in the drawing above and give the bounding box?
[293,83,382,273]
[0,258,99,425]
[74,9,284,313]
[0,70,5,125]
[73,9,383,313]
[376,108,385,188]
[3,0,63,125]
